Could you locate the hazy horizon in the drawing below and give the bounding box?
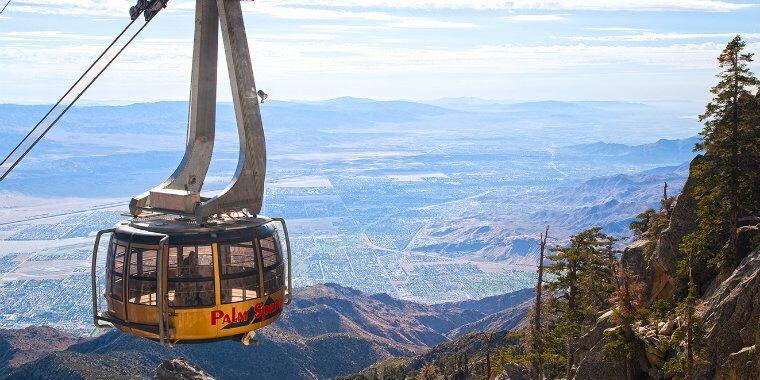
[0,96,706,109]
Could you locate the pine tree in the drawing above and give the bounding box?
[663,246,710,379]
[686,252,696,380]
[629,209,657,238]
[545,227,617,379]
[546,233,585,380]
[691,35,760,271]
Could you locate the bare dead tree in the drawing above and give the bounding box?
[663,182,671,217]
[532,226,550,380]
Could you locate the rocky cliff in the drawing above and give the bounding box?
[575,156,760,379]
[700,246,759,379]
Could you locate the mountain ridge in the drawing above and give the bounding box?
[0,283,534,379]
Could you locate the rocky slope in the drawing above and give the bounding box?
[342,328,524,380]
[339,291,535,379]
[0,284,533,379]
[0,326,82,372]
[700,246,759,379]
[574,156,760,379]
[445,302,531,339]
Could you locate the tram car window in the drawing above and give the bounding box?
[260,236,285,296]
[167,245,215,307]
[109,242,127,301]
[128,247,158,306]
[219,242,260,303]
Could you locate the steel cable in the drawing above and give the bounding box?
[0,18,139,171]
[0,12,160,182]
[0,0,11,16]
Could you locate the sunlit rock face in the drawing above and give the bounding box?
[156,357,214,380]
[700,247,760,379]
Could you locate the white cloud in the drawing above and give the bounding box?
[0,31,111,42]
[505,14,565,21]
[586,27,651,32]
[385,17,477,29]
[503,0,754,11]
[6,0,754,16]
[3,34,760,103]
[4,1,477,31]
[561,32,760,42]
[301,24,388,33]
[4,35,745,85]
[254,0,755,12]
[248,4,395,21]
[247,4,476,29]
[256,33,336,41]
[3,0,134,16]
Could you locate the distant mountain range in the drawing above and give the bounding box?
[0,98,700,197]
[429,98,653,113]
[558,136,700,165]
[404,160,691,266]
[0,284,533,380]
[0,97,699,149]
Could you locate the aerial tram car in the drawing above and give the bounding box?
[1,0,292,345]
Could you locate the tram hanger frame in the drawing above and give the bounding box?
[130,0,267,225]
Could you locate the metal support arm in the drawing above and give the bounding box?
[131,0,266,224]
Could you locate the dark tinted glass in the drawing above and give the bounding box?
[109,243,127,301]
[260,236,284,295]
[127,248,158,305]
[167,245,215,307]
[219,242,260,303]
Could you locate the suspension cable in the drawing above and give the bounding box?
[0,18,139,171]
[0,0,11,16]
[0,11,162,182]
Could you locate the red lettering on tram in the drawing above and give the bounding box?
[211,297,284,328]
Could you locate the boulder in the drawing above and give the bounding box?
[736,223,760,263]
[644,346,665,369]
[620,240,654,295]
[574,336,629,380]
[658,319,675,336]
[155,357,214,380]
[574,310,614,365]
[575,312,653,380]
[714,345,759,380]
[617,156,703,308]
[494,362,530,380]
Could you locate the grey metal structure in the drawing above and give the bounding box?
[130,0,266,224]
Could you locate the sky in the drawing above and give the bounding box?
[0,0,759,104]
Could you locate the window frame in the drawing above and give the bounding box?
[259,235,285,296]
[166,244,216,309]
[218,241,261,304]
[109,240,127,302]
[126,244,159,306]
